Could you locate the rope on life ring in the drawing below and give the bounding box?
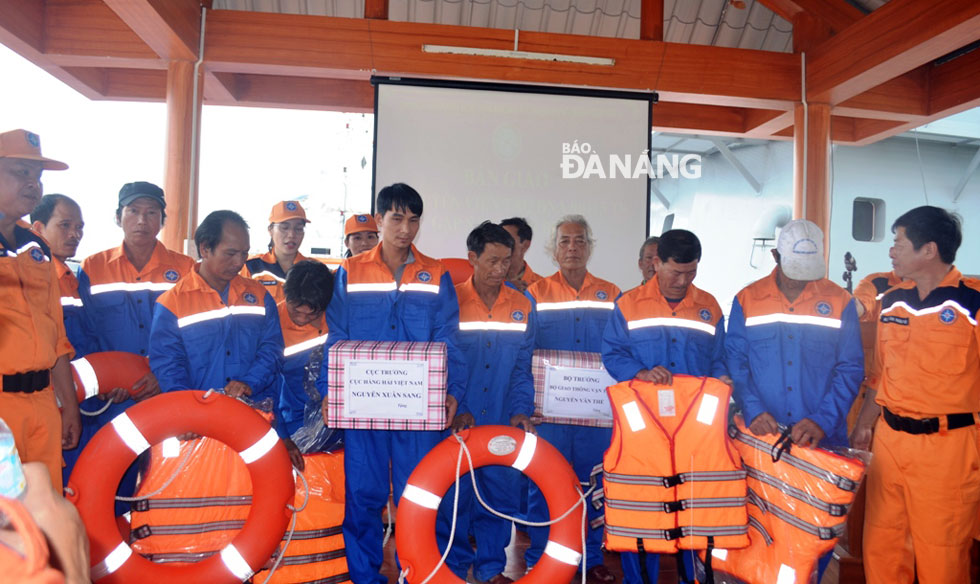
[66,390,294,583]
[70,351,150,403]
[396,425,584,584]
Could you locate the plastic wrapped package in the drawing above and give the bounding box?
[252,451,349,583]
[290,346,343,454]
[697,416,869,584]
[128,394,276,563]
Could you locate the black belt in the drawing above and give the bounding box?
[2,370,50,393]
[882,407,976,435]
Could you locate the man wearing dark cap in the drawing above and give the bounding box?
[78,181,194,512]
[0,129,80,492]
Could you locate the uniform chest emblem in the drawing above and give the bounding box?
[243,292,258,304]
[815,301,832,316]
[699,308,712,321]
[164,269,179,282]
[940,307,957,325]
[29,247,45,263]
[417,271,432,282]
[511,310,525,322]
[285,201,298,211]
[595,290,608,300]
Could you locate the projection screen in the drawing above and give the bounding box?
[373,78,654,291]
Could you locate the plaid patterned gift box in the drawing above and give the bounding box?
[325,340,448,430]
[532,349,615,428]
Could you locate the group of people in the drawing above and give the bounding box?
[2,127,978,584]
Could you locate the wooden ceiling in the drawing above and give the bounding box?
[1,0,979,145]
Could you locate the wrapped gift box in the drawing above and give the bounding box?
[325,340,447,430]
[532,349,615,427]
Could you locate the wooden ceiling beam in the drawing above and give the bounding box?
[833,68,928,121]
[202,10,800,110]
[652,102,747,137]
[757,0,861,34]
[101,0,201,61]
[364,0,389,20]
[744,109,794,137]
[219,74,375,112]
[640,0,663,41]
[44,0,158,61]
[203,70,237,102]
[807,0,980,104]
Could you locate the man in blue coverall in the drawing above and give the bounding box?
[318,183,467,584]
[441,221,536,583]
[525,214,621,584]
[149,210,295,462]
[602,229,730,584]
[725,218,863,581]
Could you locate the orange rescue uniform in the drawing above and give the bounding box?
[863,268,980,584]
[0,222,73,491]
[241,250,311,304]
[847,271,901,430]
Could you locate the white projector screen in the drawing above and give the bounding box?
[374,79,652,291]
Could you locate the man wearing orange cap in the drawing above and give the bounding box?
[0,129,80,491]
[344,213,379,257]
[242,200,312,302]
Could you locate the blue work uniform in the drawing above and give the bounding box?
[317,243,467,584]
[525,270,621,572]
[440,277,535,581]
[601,276,727,583]
[277,300,329,438]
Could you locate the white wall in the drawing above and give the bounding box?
[651,137,980,315]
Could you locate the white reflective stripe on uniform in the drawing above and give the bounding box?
[71,357,100,399]
[284,334,329,357]
[744,313,841,329]
[348,282,397,293]
[249,270,285,282]
[882,299,979,326]
[92,541,132,579]
[14,241,43,256]
[89,281,175,295]
[177,305,266,328]
[627,317,716,335]
[458,321,528,332]
[544,540,582,566]
[399,282,441,294]
[60,296,84,307]
[511,433,537,472]
[776,564,796,584]
[112,413,150,455]
[220,544,255,580]
[402,484,443,510]
[536,300,615,311]
[239,428,279,464]
[622,401,646,432]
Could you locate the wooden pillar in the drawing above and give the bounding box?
[640,0,664,41]
[793,101,832,256]
[162,59,203,255]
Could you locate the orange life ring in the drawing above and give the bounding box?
[396,425,584,583]
[70,351,151,402]
[66,390,294,584]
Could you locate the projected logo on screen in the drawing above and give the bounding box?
[560,142,702,180]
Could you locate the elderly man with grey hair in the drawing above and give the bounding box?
[523,214,622,583]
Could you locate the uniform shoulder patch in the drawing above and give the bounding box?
[939,307,957,325]
[243,292,258,304]
[164,269,179,282]
[699,308,712,321]
[29,247,45,263]
[595,290,608,300]
[417,270,432,283]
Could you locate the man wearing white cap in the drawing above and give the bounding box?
[726,219,863,449]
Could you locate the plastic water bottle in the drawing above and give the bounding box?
[0,418,26,500]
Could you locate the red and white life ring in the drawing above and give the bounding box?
[396,425,584,583]
[70,351,150,402]
[66,390,294,583]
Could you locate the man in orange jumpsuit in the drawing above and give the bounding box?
[854,206,980,584]
[0,129,80,491]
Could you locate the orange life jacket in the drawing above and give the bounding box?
[603,376,749,554]
[253,451,350,583]
[701,417,866,584]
